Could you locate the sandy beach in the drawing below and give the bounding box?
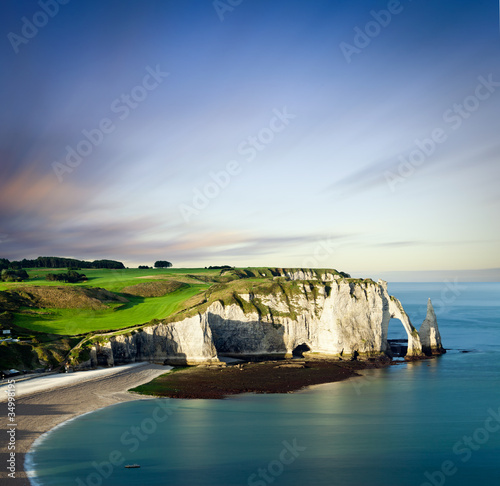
[0,363,169,486]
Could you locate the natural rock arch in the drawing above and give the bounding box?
[383,296,423,358]
[386,318,409,357]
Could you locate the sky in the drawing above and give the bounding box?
[1,0,499,281]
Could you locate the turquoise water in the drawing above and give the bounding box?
[28,283,500,486]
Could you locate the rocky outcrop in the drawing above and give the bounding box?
[419,299,445,355]
[283,269,337,281]
[91,314,218,366]
[86,273,444,366]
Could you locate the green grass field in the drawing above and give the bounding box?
[0,267,219,292]
[1,268,218,335]
[13,283,208,334]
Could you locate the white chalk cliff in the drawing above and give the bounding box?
[89,271,445,366]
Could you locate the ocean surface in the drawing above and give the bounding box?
[27,282,500,486]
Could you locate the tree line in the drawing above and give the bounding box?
[1,268,29,282]
[0,256,125,270]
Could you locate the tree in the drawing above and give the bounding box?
[17,269,29,280]
[66,270,87,283]
[91,259,125,269]
[1,269,29,282]
[45,270,86,283]
[154,261,172,268]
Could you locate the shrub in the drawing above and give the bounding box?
[45,270,87,283]
[1,269,29,282]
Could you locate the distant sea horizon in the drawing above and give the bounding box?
[353,268,500,283]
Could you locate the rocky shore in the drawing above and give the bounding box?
[131,357,394,399]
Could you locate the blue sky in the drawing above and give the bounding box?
[1,0,499,280]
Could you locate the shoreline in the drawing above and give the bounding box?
[7,357,397,485]
[1,363,169,486]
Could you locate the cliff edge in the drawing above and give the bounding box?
[81,268,444,367]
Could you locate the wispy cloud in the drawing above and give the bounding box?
[0,1,498,274]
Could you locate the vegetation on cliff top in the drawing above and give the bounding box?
[0,266,374,370]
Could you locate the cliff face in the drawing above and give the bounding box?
[96,315,219,366]
[89,273,444,366]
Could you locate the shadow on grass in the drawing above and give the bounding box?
[112,294,145,311]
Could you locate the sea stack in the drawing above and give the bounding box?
[419,299,445,355]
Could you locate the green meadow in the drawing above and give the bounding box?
[2,268,217,335]
[13,284,208,335]
[0,267,218,292]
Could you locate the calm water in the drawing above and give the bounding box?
[28,283,500,486]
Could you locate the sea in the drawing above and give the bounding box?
[26,282,500,486]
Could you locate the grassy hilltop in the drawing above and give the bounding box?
[0,266,356,370]
[0,267,215,335]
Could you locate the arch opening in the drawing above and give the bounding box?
[292,343,310,358]
[387,318,408,358]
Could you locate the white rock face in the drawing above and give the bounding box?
[419,299,444,355]
[91,276,442,365]
[284,270,338,282]
[207,301,287,355]
[98,314,218,365]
